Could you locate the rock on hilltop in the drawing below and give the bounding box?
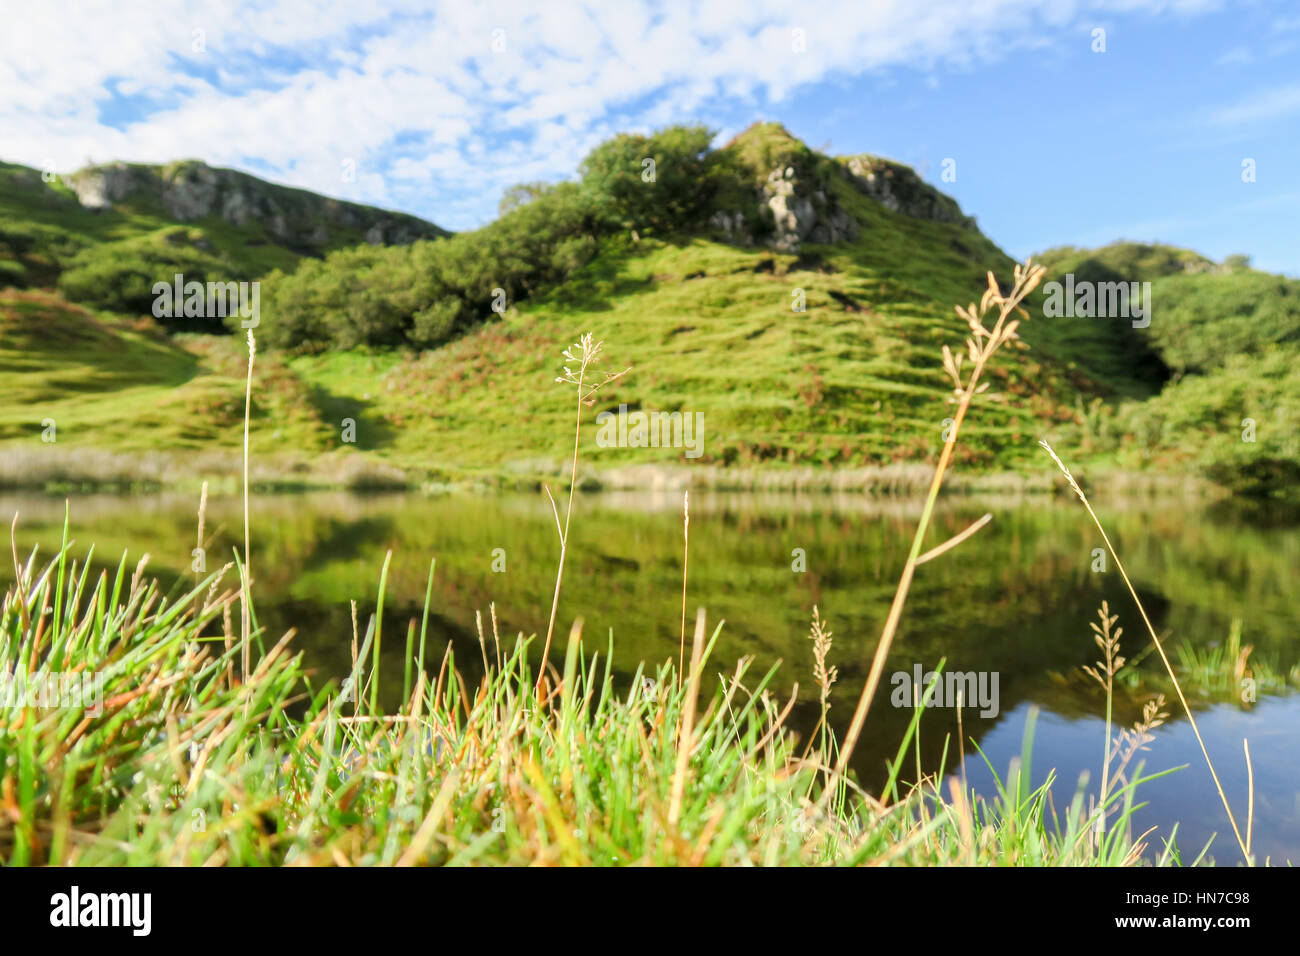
[709,122,976,252]
[64,160,448,254]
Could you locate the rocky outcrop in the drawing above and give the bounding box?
[760,165,857,251]
[708,124,975,253]
[842,155,975,229]
[66,164,149,210]
[65,161,447,253]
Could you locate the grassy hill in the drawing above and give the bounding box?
[0,290,359,487]
[0,158,447,314]
[1034,240,1220,282]
[0,125,1293,497]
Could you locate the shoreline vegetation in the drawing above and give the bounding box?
[0,443,1225,498]
[1,261,1271,867]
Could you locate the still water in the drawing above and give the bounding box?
[4,489,1297,863]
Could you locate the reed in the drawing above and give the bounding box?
[834,261,1046,783]
[1039,439,1253,864]
[538,333,629,686]
[240,329,255,686]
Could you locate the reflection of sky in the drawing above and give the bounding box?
[958,696,1300,865]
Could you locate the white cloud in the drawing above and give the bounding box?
[0,0,1224,228]
[1210,83,1300,126]
[1215,45,1253,67]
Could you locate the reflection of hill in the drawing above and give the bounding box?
[2,489,1295,788]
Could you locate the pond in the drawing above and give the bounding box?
[4,488,1297,863]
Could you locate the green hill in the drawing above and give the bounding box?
[0,158,447,320]
[1034,240,1220,282]
[0,125,1293,497]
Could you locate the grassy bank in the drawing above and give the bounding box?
[0,441,1226,498]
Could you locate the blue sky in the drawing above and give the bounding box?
[3,0,1297,274]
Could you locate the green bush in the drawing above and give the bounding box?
[1144,271,1300,375]
[578,124,723,235]
[256,125,754,353]
[57,229,250,329]
[261,180,606,352]
[1035,241,1213,282]
[0,217,87,265]
[0,257,28,289]
[1114,348,1300,498]
[0,220,39,257]
[410,296,462,348]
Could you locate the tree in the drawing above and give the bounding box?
[498,181,555,216]
[578,124,720,235]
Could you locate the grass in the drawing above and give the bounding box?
[539,333,629,680]
[372,235,1096,478]
[1170,619,1300,704]
[1081,601,1124,832]
[241,329,256,685]
[0,126,1147,488]
[0,249,1122,490]
[834,261,1047,782]
[4,130,1296,500]
[1040,440,1254,863]
[0,261,1265,867]
[0,290,334,461]
[0,523,1178,866]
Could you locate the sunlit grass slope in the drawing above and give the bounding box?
[10,125,1280,490]
[0,290,332,461]
[353,231,1098,477]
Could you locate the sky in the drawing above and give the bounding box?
[2,0,1297,274]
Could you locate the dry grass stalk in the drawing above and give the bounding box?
[679,489,689,678]
[1108,694,1169,795]
[1243,739,1255,858]
[240,329,256,685]
[803,605,839,769]
[809,606,838,711]
[194,480,209,620]
[668,607,707,827]
[1081,600,1123,830]
[832,261,1045,786]
[196,480,208,562]
[538,332,630,686]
